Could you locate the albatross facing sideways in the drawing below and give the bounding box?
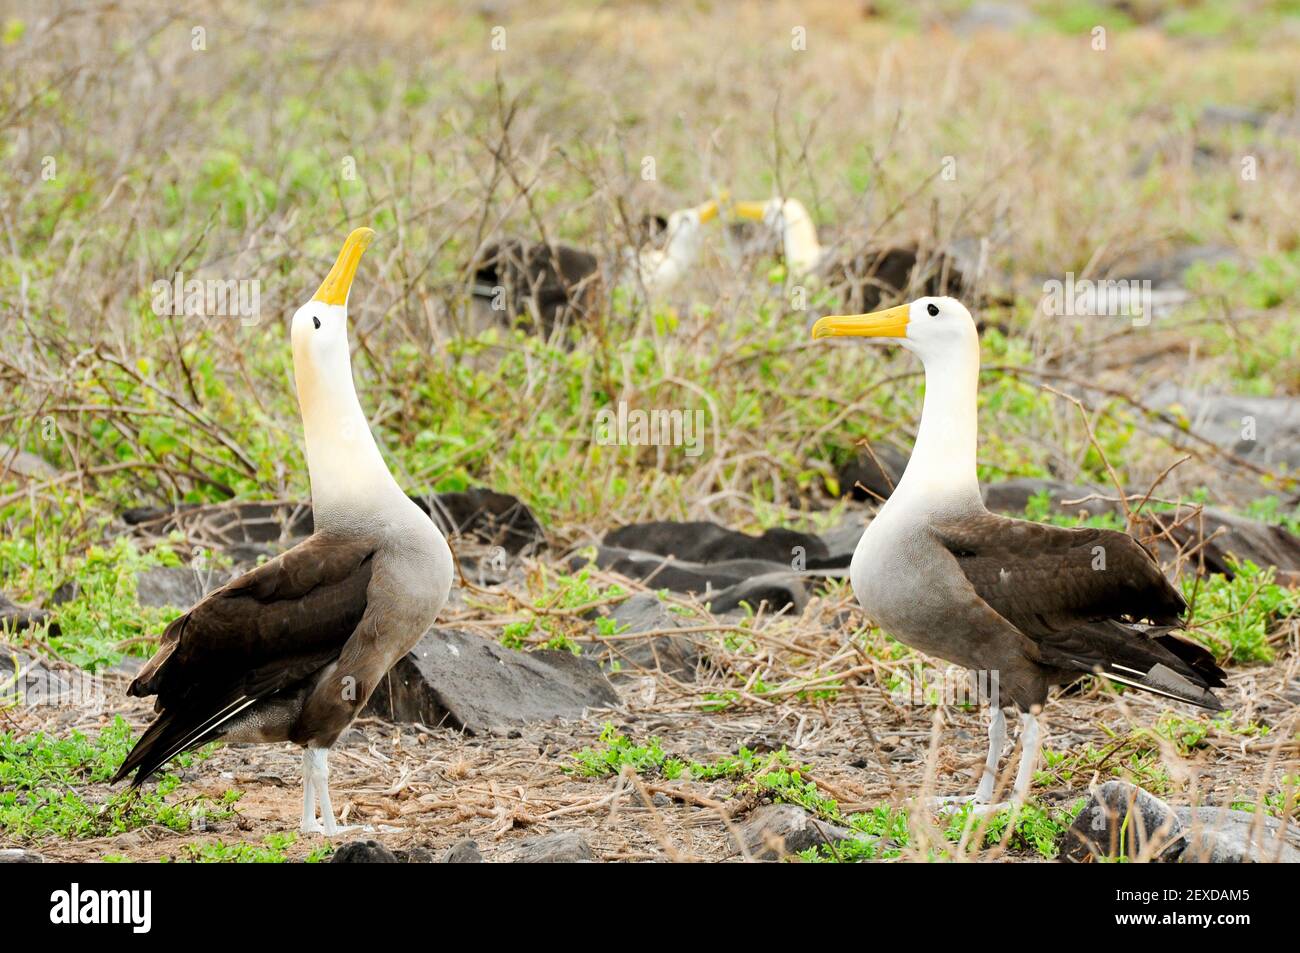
[113,228,454,834]
[812,297,1224,805]
[470,199,719,333]
[732,197,967,313]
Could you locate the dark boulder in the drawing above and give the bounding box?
[0,593,51,633]
[1065,781,1184,862]
[576,547,808,614]
[587,593,702,680]
[502,831,596,863]
[330,840,399,863]
[835,444,909,504]
[442,840,484,863]
[603,521,826,565]
[734,804,859,861]
[417,488,545,556]
[1174,806,1300,863]
[364,628,619,733]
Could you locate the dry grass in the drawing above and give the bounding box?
[9,627,1295,862]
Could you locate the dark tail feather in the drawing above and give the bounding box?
[1103,662,1225,711]
[1043,621,1226,712]
[1154,632,1226,687]
[111,711,181,786]
[111,695,256,785]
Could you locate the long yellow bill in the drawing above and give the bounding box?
[313,227,375,306]
[732,200,769,221]
[696,199,719,224]
[811,303,910,340]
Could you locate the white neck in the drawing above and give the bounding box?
[889,338,982,512]
[779,201,823,276]
[293,335,406,530]
[638,226,700,294]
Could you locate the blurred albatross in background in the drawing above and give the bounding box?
[732,196,970,313]
[469,198,719,334]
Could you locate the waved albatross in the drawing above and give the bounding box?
[811,296,1224,805]
[470,199,719,333]
[732,196,966,313]
[113,228,454,834]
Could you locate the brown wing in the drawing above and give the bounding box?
[472,239,601,328]
[931,513,1185,629]
[113,533,375,783]
[932,513,1223,709]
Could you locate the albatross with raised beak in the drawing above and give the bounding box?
[113,228,454,834]
[732,196,967,313]
[811,297,1224,806]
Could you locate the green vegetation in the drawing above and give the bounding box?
[1185,560,1296,665]
[1233,775,1298,820]
[1243,497,1300,537]
[573,725,1079,861]
[1038,727,1173,795]
[0,716,233,841]
[496,565,628,654]
[0,535,192,671]
[166,834,332,864]
[569,723,685,778]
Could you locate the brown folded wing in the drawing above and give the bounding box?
[932,513,1223,708]
[113,534,375,783]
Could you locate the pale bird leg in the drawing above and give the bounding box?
[306,747,354,836]
[929,705,1007,815]
[1012,710,1042,803]
[974,706,1007,804]
[300,748,322,834]
[306,748,335,835]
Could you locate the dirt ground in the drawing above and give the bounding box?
[10,650,1297,863]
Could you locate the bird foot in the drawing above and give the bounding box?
[300,817,359,837]
[924,795,1006,817]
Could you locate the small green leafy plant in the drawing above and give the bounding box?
[0,716,232,840]
[1185,559,1295,665]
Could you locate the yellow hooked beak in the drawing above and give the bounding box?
[732,200,769,221]
[312,227,375,306]
[811,303,910,340]
[695,199,719,224]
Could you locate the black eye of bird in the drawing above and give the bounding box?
[312,316,321,330]
[926,303,940,317]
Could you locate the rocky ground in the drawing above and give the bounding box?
[4,485,1298,862]
[7,647,1297,863]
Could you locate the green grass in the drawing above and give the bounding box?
[1037,727,1174,795]
[166,833,332,863]
[800,800,1081,863]
[799,805,913,862]
[572,726,1078,861]
[1232,774,1298,820]
[496,565,628,654]
[0,535,194,672]
[1148,710,1269,757]
[569,727,835,816]
[1185,559,1295,664]
[568,723,684,778]
[0,716,234,841]
[1243,497,1300,537]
